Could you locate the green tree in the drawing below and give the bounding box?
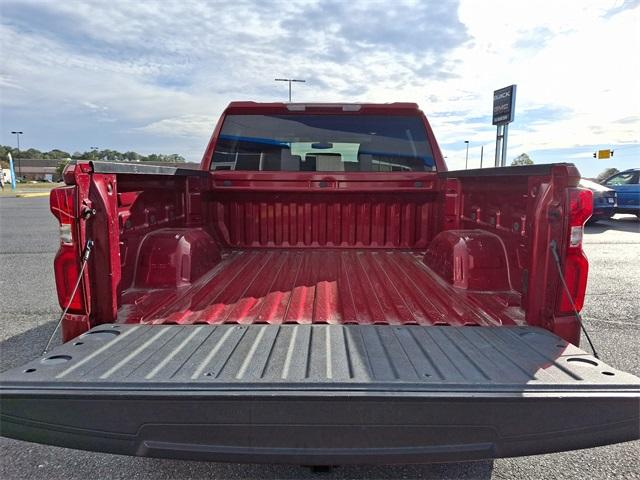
[0,145,15,160]
[2,144,186,164]
[123,151,140,162]
[47,149,71,159]
[12,147,43,159]
[596,167,619,183]
[56,159,70,177]
[511,153,533,166]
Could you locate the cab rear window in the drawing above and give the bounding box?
[211,114,435,172]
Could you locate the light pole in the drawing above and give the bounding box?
[464,140,469,169]
[477,143,494,168]
[11,131,23,178]
[275,78,306,102]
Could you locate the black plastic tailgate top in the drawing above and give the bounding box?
[2,324,638,392]
[2,324,638,464]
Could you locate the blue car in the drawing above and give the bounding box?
[602,168,640,218]
[580,178,617,222]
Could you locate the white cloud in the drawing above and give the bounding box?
[0,0,637,172]
[137,115,214,137]
[424,0,640,168]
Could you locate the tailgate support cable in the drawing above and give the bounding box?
[550,240,600,359]
[42,239,94,355]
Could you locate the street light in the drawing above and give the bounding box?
[464,140,470,169]
[11,131,23,150]
[476,142,494,168]
[275,78,306,102]
[11,131,24,178]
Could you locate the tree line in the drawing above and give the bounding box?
[0,145,185,163]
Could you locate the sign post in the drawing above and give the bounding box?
[492,85,517,167]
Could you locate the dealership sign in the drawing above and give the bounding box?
[492,85,517,125]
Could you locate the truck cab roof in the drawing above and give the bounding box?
[224,101,422,115]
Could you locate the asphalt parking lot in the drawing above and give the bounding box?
[0,196,638,480]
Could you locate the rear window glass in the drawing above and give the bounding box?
[211,114,435,172]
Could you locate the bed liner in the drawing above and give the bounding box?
[120,249,523,326]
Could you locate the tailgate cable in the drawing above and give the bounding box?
[42,238,94,355]
[549,240,600,359]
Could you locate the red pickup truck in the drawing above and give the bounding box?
[1,102,638,465]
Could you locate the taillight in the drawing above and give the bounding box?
[558,188,593,314]
[568,187,593,227]
[50,186,86,313]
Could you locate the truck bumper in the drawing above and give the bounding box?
[2,391,639,464]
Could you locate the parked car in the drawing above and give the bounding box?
[1,102,639,465]
[579,178,616,222]
[601,168,640,218]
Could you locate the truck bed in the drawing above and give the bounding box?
[2,324,638,464]
[120,249,523,326]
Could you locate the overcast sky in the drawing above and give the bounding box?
[1,0,638,175]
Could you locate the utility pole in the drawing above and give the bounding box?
[275,78,306,102]
[464,140,469,169]
[480,145,484,168]
[10,131,23,178]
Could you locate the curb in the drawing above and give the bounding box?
[15,192,51,198]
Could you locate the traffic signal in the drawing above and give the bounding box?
[594,150,614,158]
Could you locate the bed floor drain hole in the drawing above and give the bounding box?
[601,371,615,376]
[42,355,72,365]
[24,368,36,373]
[85,330,120,340]
[566,357,598,367]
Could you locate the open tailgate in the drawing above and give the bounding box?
[1,324,638,464]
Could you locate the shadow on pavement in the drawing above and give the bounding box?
[0,320,59,372]
[0,435,494,480]
[161,459,495,480]
[585,215,639,234]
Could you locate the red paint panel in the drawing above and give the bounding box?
[124,250,523,327]
[207,192,436,249]
[256,252,304,323]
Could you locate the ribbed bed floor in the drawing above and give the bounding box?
[120,250,523,327]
